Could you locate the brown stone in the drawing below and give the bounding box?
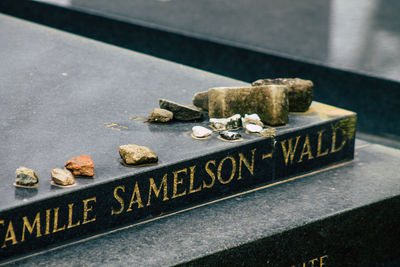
[148,108,173,122]
[192,91,209,111]
[51,168,75,186]
[208,85,289,126]
[119,144,158,165]
[65,155,95,177]
[252,78,313,112]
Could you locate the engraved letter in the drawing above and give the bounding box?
[203,160,216,189]
[238,148,256,180]
[111,185,125,215]
[281,136,301,165]
[21,213,42,242]
[320,255,328,266]
[172,168,187,199]
[217,156,236,184]
[127,182,144,212]
[317,130,329,158]
[147,174,169,206]
[53,207,66,233]
[2,221,17,248]
[309,258,319,267]
[82,197,96,224]
[67,203,81,229]
[45,209,51,235]
[298,135,314,163]
[331,125,347,153]
[189,165,202,194]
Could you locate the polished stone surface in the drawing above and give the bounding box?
[0,14,352,214]
[31,0,400,81]
[4,143,400,266]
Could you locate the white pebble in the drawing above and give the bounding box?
[246,124,263,133]
[192,126,212,138]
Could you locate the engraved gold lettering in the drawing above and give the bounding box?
[281,136,301,165]
[45,209,51,235]
[320,255,328,266]
[298,135,314,163]
[111,185,125,215]
[2,221,17,248]
[331,124,346,153]
[203,160,216,189]
[126,182,144,211]
[21,213,42,242]
[309,257,319,267]
[82,197,96,224]
[172,168,187,199]
[189,165,202,194]
[217,156,236,184]
[147,174,169,206]
[67,203,81,229]
[53,207,66,233]
[262,152,273,160]
[316,130,329,158]
[238,148,256,180]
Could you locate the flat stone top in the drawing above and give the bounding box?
[0,14,353,211]
[5,143,400,266]
[28,0,400,81]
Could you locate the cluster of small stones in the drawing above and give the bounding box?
[14,77,312,187]
[192,78,313,126]
[15,155,95,188]
[189,77,313,141]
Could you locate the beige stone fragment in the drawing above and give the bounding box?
[51,168,75,186]
[148,108,173,122]
[119,144,158,165]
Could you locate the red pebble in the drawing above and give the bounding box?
[65,155,95,177]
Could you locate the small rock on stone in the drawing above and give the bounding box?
[260,128,277,137]
[192,126,212,138]
[148,108,173,123]
[219,131,241,140]
[65,155,95,177]
[210,114,241,131]
[245,124,263,133]
[192,91,209,111]
[242,113,264,127]
[15,167,39,186]
[119,144,158,165]
[159,98,203,121]
[51,168,75,186]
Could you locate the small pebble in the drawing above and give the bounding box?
[51,168,75,186]
[219,131,241,140]
[246,124,263,133]
[192,126,212,138]
[15,167,39,187]
[119,144,158,165]
[65,155,95,177]
[242,113,264,127]
[148,108,173,123]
